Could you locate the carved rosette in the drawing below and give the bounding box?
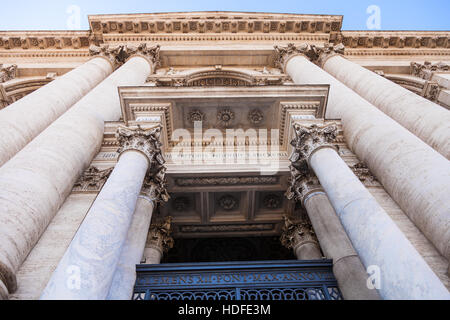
[146,216,174,254]
[187,110,205,124]
[248,109,264,125]
[73,166,113,192]
[280,215,319,251]
[289,123,339,167]
[0,64,17,83]
[217,109,235,127]
[89,43,160,71]
[218,195,238,211]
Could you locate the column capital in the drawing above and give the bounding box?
[0,64,17,83]
[410,61,449,80]
[274,43,345,71]
[308,43,345,68]
[146,216,174,255]
[116,124,165,169]
[289,123,339,167]
[285,168,324,206]
[89,43,161,71]
[274,43,311,72]
[140,165,170,205]
[280,215,319,251]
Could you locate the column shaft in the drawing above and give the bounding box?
[0,57,113,167]
[40,151,149,299]
[106,196,155,300]
[304,192,380,300]
[0,56,151,296]
[323,55,450,159]
[309,147,449,299]
[286,55,450,262]
[294,243,322,260]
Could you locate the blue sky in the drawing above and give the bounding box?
[0,0,448,31]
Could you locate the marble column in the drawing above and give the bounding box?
[41,125,165,300]
[288,123,449,299]
[280,215,322,260]
[0,56,113,167]
[286,171,380,300]
[0,44,160,298]
[314,44,450,158]
[106,174,171,300]
[275,44,450,264]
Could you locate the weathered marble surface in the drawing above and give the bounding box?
[304,192,380,300]
[286,55,450,263]
[106,196,155,300]
[8,194,96,300]
[41,151,148,300]
[310,147,450,300]
[0,57,112,167]
[0,56,151,297]
[323,55,450,159]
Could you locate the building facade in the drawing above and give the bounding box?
[0,11,449,300]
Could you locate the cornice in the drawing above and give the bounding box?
[88,12,343,36]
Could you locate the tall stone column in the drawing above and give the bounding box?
[275,44,450,264]
[280,215,322,260]
[286,171,380,300]
[287,123,449,299]
[309,44,450,159]
[106,174,171,300]
[0,44,160,299]
[0,54,113,167]
[40,125,165,300]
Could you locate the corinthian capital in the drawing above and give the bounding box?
[89,43,160,71]
[274,43,310,72]
[289,123,338,167]
[146,216,174,254]
[410,61,449,80]
[285,168,324,206]
[280,215,318,251]
[308,43,345,67]
[141,165,170,205]
[116,124,165,169]
[0,64,17,83]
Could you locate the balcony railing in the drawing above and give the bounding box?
[133,259,343,300]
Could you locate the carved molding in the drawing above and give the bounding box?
[280,215,318,251]
[0,64,17,83]
[146,70,291,87]
[73,166,113,192]
[146,216,174,254]
[179,223,275,233]
[89,43,160,70]
[174,176,279,187]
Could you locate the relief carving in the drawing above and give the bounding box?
[146,216,174,254]
[0,64,17,83]
[280,215,318,251]
[73,166,113,192]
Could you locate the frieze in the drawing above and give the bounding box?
[178,223,276,233]
[174,176,279,187]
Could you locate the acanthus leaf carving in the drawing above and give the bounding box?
[0,64,17,83]
[147,216,174,254]
[73,166,113,192]
[280,215,318,251]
